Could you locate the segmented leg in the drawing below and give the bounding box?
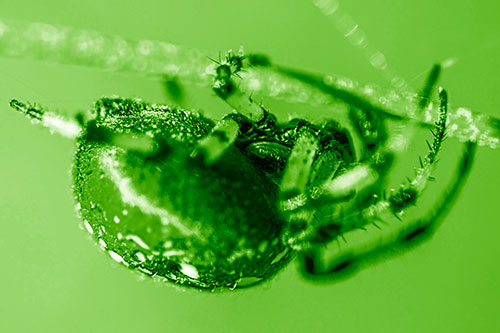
[10,99,155,153]
[10,99,81,139]
[346,64,437,159]
[299,88,466,279]
[334,88,450,233]
[278,120,358,249]
[299,141,476,280]
[319,64,442,199]
[212,50,264,122]
[348,105,387,157]
[192,51,266,164]
[279,131,320,248]
[280,87,449,251]
[280,132,319,200]
[191,117,239,164]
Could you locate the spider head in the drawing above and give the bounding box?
[228,112,356,251]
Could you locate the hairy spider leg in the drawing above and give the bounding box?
[299,141,476,280]
[297,88,456,278]
[279,85,448,251]
[319,64,442,199]
[193,52,267,164]
[333,88,449,232]
[279,120,365,249]
[274,64,442,250]
[9,99,155,153]
[274,63,437,249]
[345,65,440,157]
[10,99,82,139]
[212,52,265,122]
[417,64,441,110]
[279,131,320,248]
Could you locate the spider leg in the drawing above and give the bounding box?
[10,99,155,153]
[192,52,268,164]
[191,117,239,164]
[346,65,438,159]
[212,52,264,122]
[298,88,462,279]
[10,99,81,139]
[348,104,387,158]
[279,131,321,249]
[278,118,379,249]
[335,88,450,232]
[278,122,356,248]
[320,64,442,199]
[299,141,476,281]
[296,87,449,250]
[280,131,318,200]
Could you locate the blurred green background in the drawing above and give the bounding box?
[1,0,499,332]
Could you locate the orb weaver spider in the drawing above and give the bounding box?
[9,45,477,290]
[5,0,495,290]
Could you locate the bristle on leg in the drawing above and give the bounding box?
[10,99,81,139]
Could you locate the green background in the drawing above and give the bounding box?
[1,0,499,332]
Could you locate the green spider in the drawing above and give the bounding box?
[10,51,476,291]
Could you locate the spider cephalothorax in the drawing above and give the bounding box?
[10,50,476,291]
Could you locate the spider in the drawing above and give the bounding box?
[9,50,477,291]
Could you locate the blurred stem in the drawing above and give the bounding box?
[0,18,498,149]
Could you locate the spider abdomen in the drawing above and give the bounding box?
[73,98,292,290]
